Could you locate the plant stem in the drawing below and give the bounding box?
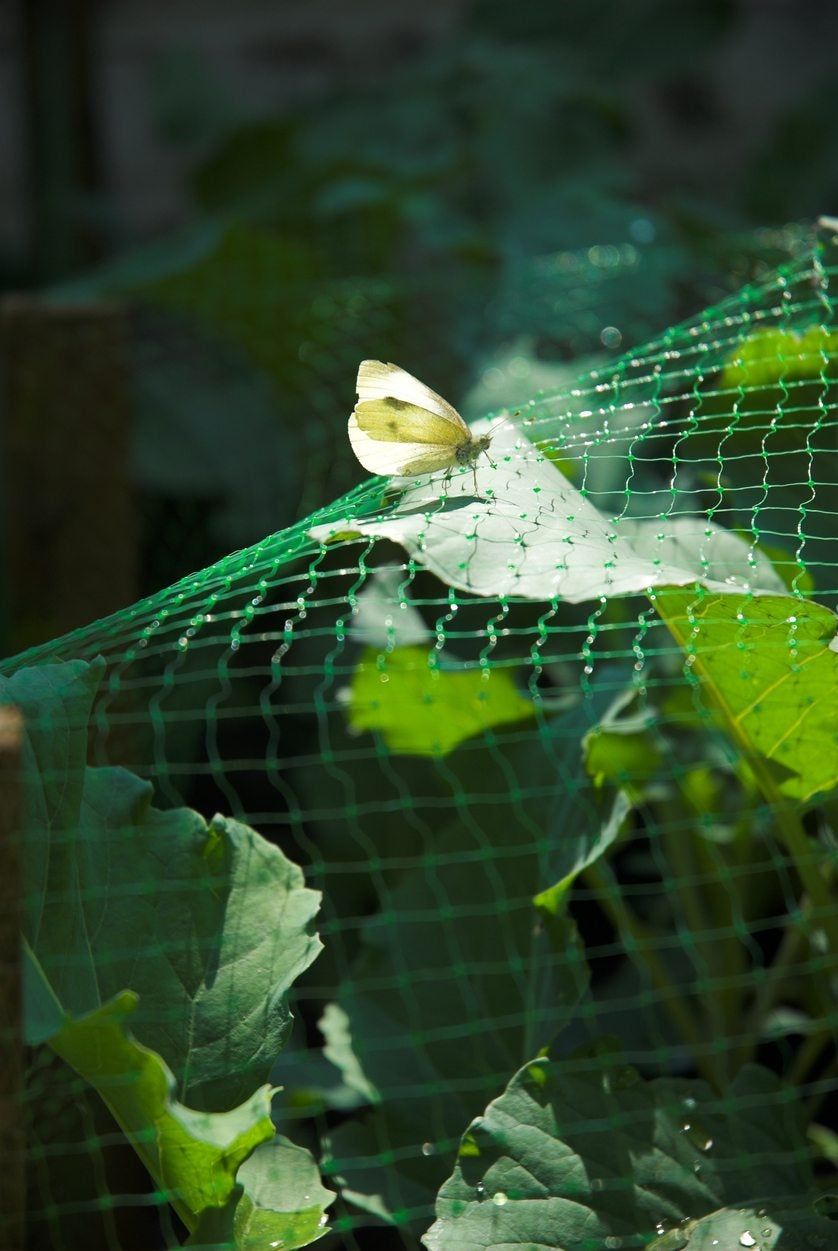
[583,860,723,1090]
[658,811,732,1082]
[741,900,808,1056]
[806,1052,838,1120]
[788,1027,834,1088]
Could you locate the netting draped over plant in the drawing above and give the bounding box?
[4,228,838,1251]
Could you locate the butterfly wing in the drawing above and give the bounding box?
[349,361,469,477]
[348,409,458,476]
[356,361,468,436]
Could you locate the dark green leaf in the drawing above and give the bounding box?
[426,1061,827,1250]
[323,691,613,1227]
[4,658,323,1109]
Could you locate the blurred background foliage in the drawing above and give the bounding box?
[2,0,836,636]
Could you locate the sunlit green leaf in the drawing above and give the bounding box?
[187,1136,334,1250]
[347,645,535,756]
[653,590,838,804]
[44,986,274,1228]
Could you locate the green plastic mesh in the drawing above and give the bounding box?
[3,225,838,1251]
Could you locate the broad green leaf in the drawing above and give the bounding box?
[187,1136,334,1250]
[651,1203,838,1250]
[653,591,838,804]
[689,325,838,457]
[2,658,323,1111]
[347,645,535,756]
[25,930,331,1248]
[312,423,786,603]
[425,1061,829,1250]
[720,326,838,394]
[9,657,332,1244]
[47,989,275,1228]
[322,689,613,1229]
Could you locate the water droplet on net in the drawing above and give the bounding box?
[492,1191,508,1206]
[739,1234,757,1248]
[421,1142,434,1156]
[475,1181,486,1199]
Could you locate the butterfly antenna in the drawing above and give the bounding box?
[484,411,516,437]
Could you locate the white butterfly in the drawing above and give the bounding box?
[348,360,494,492]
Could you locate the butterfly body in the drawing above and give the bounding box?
[455,432,492,466]
[348,360,493,490]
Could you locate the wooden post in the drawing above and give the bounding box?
[0,297,138,655]
[0,706,25,1250]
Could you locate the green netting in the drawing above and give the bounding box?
[3,225,838,1251]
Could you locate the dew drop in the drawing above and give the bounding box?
[475,1182,486,1199]
[492,1191,508,1206]
[421,1142,434,1156]
[654,1230,689,1251]
[682,1119,714,1152]
[604,1238,622,1249]
[739,1234,757,1248]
